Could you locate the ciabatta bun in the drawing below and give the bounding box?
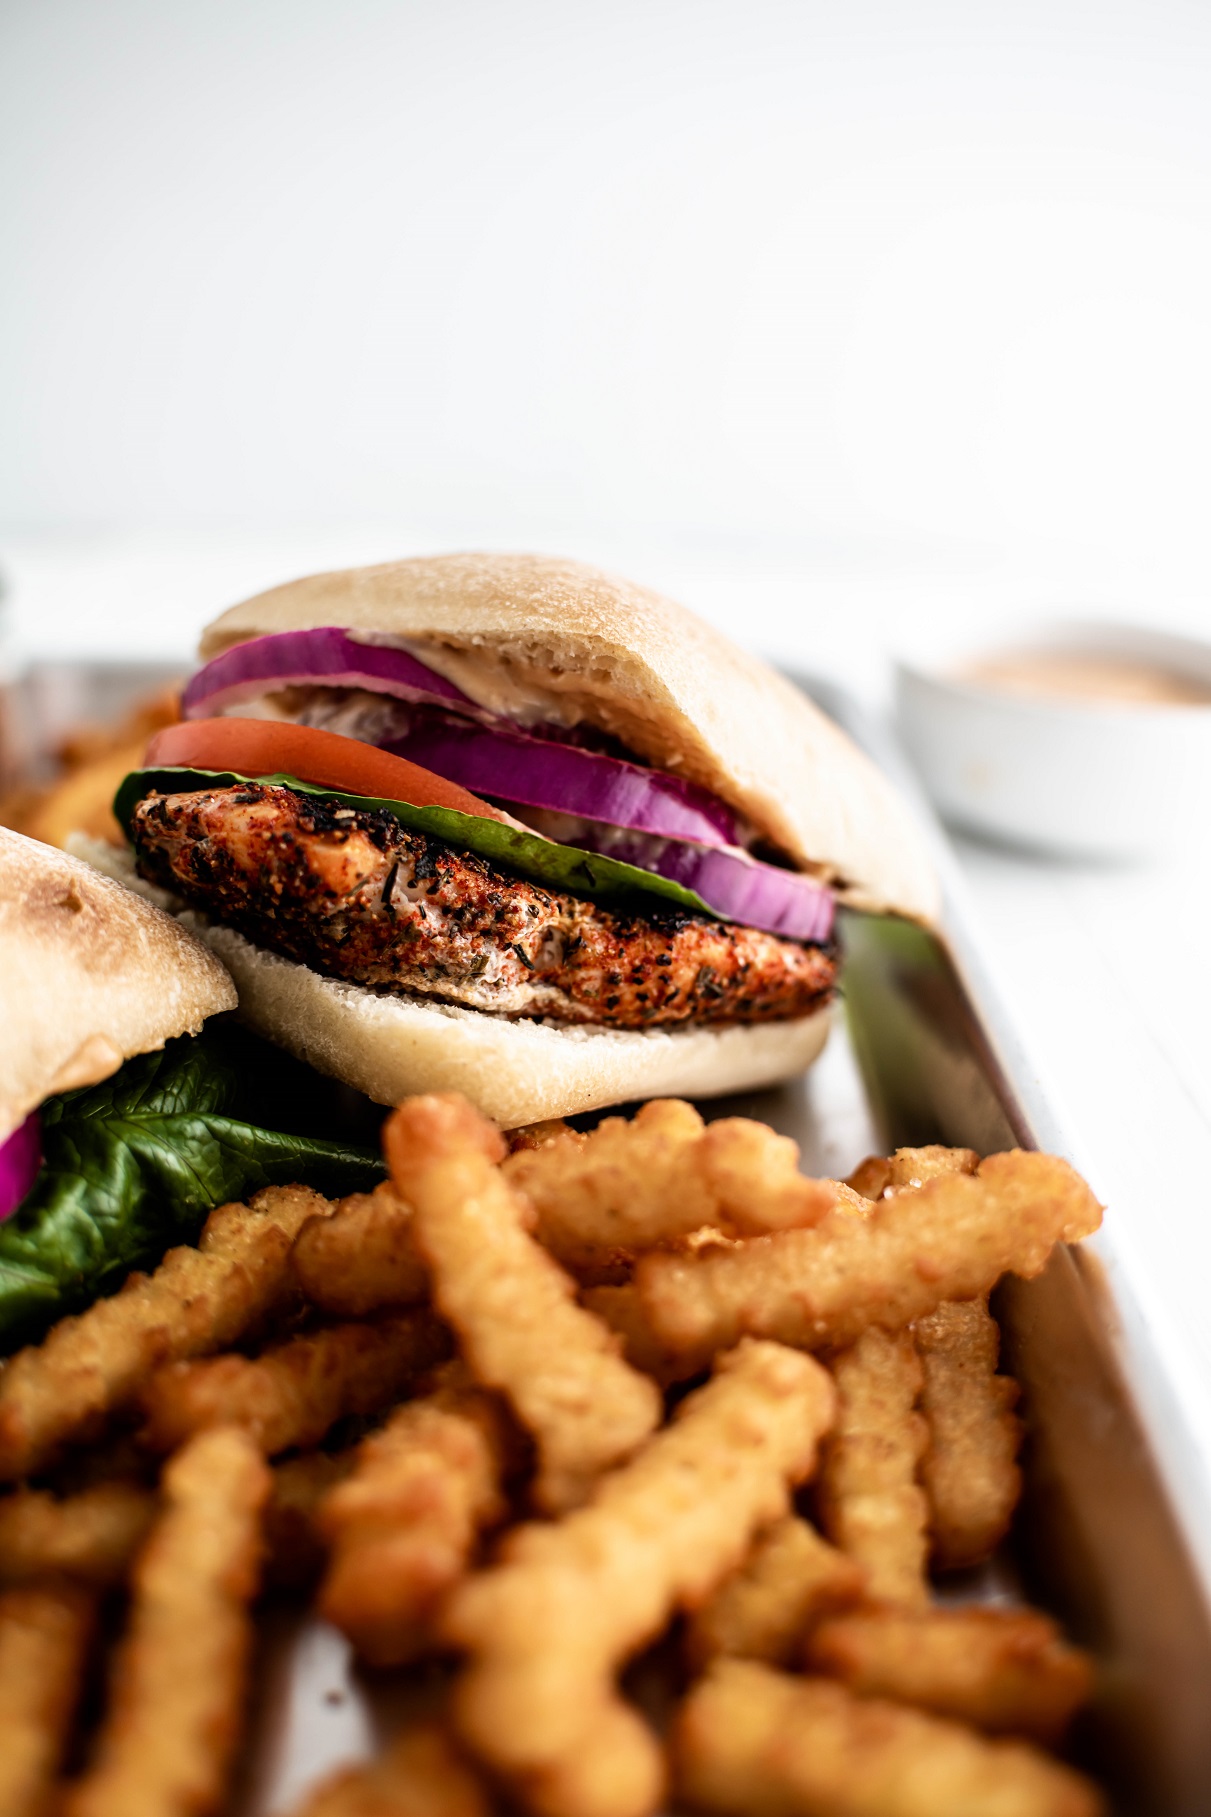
[0,830,237,1143]
[200,553,938,923]
[72,840,830,1128]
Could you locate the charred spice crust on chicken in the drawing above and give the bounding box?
[129,782,837,1031]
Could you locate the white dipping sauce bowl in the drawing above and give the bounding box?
[894,619,1211,860]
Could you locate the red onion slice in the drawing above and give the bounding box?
[183,628,475,719]
[540,819,834,941]
[181,628,833,940]
[382,710,739,847]
[0,1112,41,1222]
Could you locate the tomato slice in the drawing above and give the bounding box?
[144,718,512,824]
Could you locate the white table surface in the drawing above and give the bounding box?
[5,531,1211,1537]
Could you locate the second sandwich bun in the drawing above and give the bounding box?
[0,828,236,1142]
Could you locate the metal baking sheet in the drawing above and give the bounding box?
[7,659,1211,1815]
[816,674,1211,1816]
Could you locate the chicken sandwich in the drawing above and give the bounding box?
[114,555,936,1123]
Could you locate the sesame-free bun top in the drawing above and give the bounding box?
[200,553,939,923]
[0,829,237,1143]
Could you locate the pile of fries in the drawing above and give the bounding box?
[0,1093,1107,1817]
[0,684,180,852]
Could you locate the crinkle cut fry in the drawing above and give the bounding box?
[385,1094,661,1515]
[318,1377,511,1666]
[501,1098,834,1272]
[634,1151,1103,1369]
[674,1659,1105,1817]
[915,1296,1023,1569]
[0,1482,157,1588]
[0,1184,333,1480]
[287,1722,492,1817]
[292,1182,429,1318]
[0,1583,95,1817]
[506,1118,577,1155]
[0,1462,355,1594]
[685,1513,865,1670]
[847,1145,979,1200]
[63,1425,271,1817]
[444,1339,835,1817]
[818,1327,930,1607]
[580,1284,688,1388]
[805,1605,1094,1745]
[139,1309,450,1456]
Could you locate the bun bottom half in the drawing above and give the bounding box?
[184,917,831,1128]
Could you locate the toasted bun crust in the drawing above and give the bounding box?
[200,553,938,922]
[181,918,830,1128]
[0,830,237,1143]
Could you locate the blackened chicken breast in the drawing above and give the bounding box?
[130,784,836,1030]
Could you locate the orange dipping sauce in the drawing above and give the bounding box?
[957,650,1211,708]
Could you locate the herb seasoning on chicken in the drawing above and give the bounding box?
[131,785,836,1030]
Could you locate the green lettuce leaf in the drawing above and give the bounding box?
[114,766,718,919]
[0,1031,384,1351]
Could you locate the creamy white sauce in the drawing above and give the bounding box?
[346,631,592,729]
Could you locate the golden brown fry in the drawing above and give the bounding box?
[0,1482,156,1588]
[64,1426,270,1817]
[805,1605,1094,1745]
[12,1447,355,1597]
[914,1297,1023,1569]
[830,1182,879,1217]
[264,1451,353,1590]
[697,1116,838,1232]
[0,780,46,840]
[385,1094,661,1515]
[507,1119,578,1154]
[289,1723,492,1817]
[0,1184,332,1480]
[502,1700,657,1817]
[57,685,181,772]
[10,685,180,850]
[139,1310,450,1456]
[847,1146,979,1200]
[845,1156,894,1200]
[502,1098,834,1273]
[579,1283,688,1386]
[686,1514,865,1670]
[292,1183,429,1318]
[818,1328,929,1607]
[318,1379,511,1666]
[0,1584,95,1817]
[23,738,156,850]
[674,1659,1105,1817]
[634,1151,1102,1371]
[444,1339,835,1817]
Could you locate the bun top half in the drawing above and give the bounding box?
[0,830,237,1143]
[200,552,939,923]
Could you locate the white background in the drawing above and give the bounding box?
[5,1,1211,1555]
[6,0,1211,607]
